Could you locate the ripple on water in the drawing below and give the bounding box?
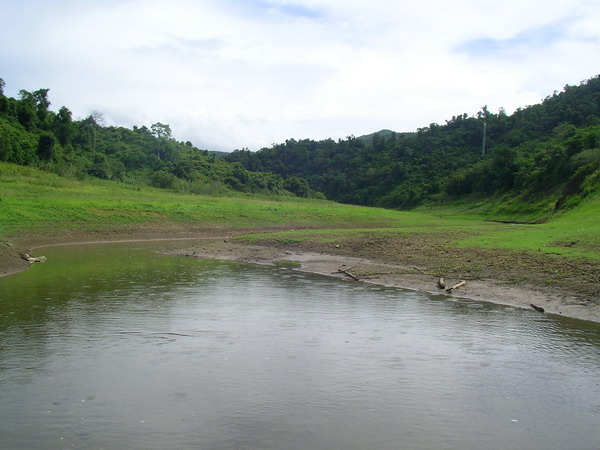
[0,242,599,450]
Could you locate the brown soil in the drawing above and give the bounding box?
[2,227,599,323]
[0,241,31,277]
[165,231,600,323]
[296,231,600,301]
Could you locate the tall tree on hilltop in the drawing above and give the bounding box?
[151,122,172,159]
[19,88,51,123]
[88,110,105,153]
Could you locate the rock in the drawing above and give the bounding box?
[437,277,446,289]
[530,303,545,313]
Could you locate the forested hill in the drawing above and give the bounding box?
[225,76,600,209]
[2,76,598,211]
[0,79,321,198]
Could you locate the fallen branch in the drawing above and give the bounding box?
[337,268,360,281]
[21,253,47,263]
[445,280,466,293]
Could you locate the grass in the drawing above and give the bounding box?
[455,192,600,259]
[1,161,599,262]
[0,162,431,236]
[418,190,561,223]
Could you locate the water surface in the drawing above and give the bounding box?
[0,241,599,449]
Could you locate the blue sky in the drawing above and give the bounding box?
[455,22,574,57]
[1,0,598,151]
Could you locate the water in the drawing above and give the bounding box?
[0,240,599,449]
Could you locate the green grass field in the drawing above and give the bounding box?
[455,192,600,259]
[1,161,598,261]
[0,162,435,235]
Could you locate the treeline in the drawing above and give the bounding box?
[0,78,322,198]
[2,76,598,209]
[226,76,600,208]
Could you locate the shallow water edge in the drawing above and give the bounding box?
[163,237,600,324]
[3,233,599,323]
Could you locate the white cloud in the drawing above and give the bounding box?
[1,0,598,151]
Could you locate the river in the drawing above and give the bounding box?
[0,240,599,449]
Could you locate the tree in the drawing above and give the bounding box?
[37,132,57,161]
[19,88,51,123]
[477,105,491,120]
[150,169,177,189]
[151,122,172,140]
[0,78,7,114]
[17,100,36,130]
[284,176,312,197]
[151,122,172,159]
[54,106,74,145]
[90,110,105,125]
[33,88,51,122]
[87,110,105,152]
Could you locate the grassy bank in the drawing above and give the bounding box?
[0,162,412,239]
[230,191,599,305]
[1,161,599,312]
[237,194,600,261]
[456,194,600,260]
[2,161,599,265]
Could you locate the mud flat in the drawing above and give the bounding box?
[164,237,600,324]
[2,228,598,323]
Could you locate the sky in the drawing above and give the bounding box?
[1,0,598,151]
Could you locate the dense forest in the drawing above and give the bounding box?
[1,76,599,210]
[226,76,600,209]
[0,78,321,198]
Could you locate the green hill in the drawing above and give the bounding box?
[1,75,599,317]
[225,76,600,213]
[2,159,598,262]
[0,79,321,199]
[1,75,598,223]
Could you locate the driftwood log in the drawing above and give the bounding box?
[337,268,359,281]
[445,280,466,293]
[21,253,47,263]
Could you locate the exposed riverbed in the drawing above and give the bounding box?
[166,237,600,323]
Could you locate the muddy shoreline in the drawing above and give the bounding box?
[163,237,600,324]
[2,230,599,324]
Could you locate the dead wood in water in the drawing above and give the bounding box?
[445,280,466,293]
[337,268,360,281]
[20,253,47,263]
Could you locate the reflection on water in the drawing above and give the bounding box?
[0,240,599,449]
